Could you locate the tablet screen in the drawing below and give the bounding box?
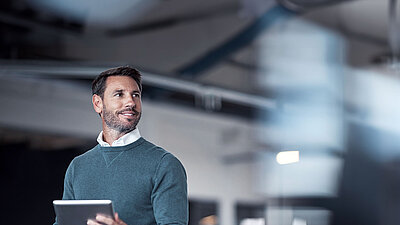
[53,200,115,225]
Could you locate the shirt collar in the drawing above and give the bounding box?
[97,129,141,147]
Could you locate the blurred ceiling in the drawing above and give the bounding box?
[0,0,395,117]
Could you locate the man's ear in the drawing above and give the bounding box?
[92,94,103,114]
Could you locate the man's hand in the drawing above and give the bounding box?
[87,213,127,225]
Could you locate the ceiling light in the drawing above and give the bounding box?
[276,151,300,164]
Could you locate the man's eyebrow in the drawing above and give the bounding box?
[112,89,140,94]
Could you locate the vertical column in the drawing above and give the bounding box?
[220,198,235,225]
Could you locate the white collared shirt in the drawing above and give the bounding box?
[97,129,141,147]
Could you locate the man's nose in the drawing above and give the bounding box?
[124,95,136,107]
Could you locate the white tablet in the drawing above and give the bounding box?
[53,200,115,225]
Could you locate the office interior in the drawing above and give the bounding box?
[1,0,399,225]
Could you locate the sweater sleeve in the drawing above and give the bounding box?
[151,153,188,225]
[53,159,76,225]
[62,159,76,200]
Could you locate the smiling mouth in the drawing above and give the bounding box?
[118,111,137,119]
[121,112,134,116]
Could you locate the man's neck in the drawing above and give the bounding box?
[102,126,130,146]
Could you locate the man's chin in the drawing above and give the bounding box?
[104,121,137,133]
[114,126,136,134]
[120,121,139,132]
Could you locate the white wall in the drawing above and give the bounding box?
[0,77,100,137]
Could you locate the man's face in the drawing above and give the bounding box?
[93,76,142,134]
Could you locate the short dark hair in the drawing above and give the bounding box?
[92,66,142,98]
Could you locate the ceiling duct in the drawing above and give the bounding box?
[277,0,355,11]
[0,60,277,118]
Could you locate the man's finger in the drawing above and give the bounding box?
[114,213,127,225]
[87,219,102,225]
[96,214,115,225]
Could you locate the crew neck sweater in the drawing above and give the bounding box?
[55,137,188,225]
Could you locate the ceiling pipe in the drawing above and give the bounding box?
[0,60,277,111]
[0,12,82,36]
[277,0,356,12]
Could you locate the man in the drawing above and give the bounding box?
[54,66,188,225]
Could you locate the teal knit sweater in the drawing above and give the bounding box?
[54,138,188,225]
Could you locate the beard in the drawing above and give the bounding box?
[102,105,141,134]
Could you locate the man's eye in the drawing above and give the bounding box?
[115,93,122,97]
[133,93,140,98]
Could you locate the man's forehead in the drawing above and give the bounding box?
[105,76,140,91]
